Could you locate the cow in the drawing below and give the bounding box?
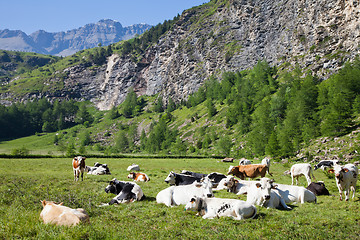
[156,178,213,207]
[181,170,207,179]
[105,178,145,204]
[239,158,252,165]
[72,156,86,181]
[185,197,257,220]
[306,182,330,196]
[86,162,111,175]
[286,163,315,186]
[40,200,89,226]
[222,157,234,163]
[206,172,227,187]
[328,164,358,201]
[246,178,291,210]
[127,163,140,171]
[218,175,258,195]
[314,160,339,171]
[127,172,150,182]
[273,183,317,204]
[164,171,201,185]
[227,164,271,180]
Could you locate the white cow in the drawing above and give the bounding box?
[273,183,316,204]
[185,197,257,220]
[239,158,252,165]
[156,178,213,207]
[86,162,111,175]
[246,178,291,210]
[127,163,140,171]
[289,163,315,186]
[218,175,258,195]
[328,164,358,201]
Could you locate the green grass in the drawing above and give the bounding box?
[0,157,359,239]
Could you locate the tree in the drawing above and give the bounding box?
[217,135,233,156]
[122,88,138,118]
[206,99,217,117]
[115,131,129,153]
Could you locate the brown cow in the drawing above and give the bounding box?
[227,164,271,180]
[40,200,89,226]
[72,156,86,181]
[127,172,150,182]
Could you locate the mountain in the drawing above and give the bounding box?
[0,19,152,56]
[0,0,359,110]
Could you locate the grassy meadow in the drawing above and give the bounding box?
[0,157,359,239]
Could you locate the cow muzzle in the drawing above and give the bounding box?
[264,195,271,200]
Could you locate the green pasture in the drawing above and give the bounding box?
[0,157,359,239]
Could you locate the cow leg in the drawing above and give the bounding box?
[74,170,77,181]
[305,175,311,186]
[291,175,294,185]
[344,189,350,201]
[339,189,343,201]
[81,171,84,181]
[351,185,356,199]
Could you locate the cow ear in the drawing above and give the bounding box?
[74,157,77,160]
[328,169,335,173]
[83,157,86,160]
[272,184,278,189]
[256,183,261,188]
[190,197,196,203]
[59,202,63,205]
[41,200,46,207]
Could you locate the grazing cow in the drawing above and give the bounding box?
[40,200,89,226]
[156,178,213,207]
[306,182,330,196]
[127,163,140,171]
[227,164,271,180]
[105,178,145,204]
[164,171,201,185]
[185,197,257,220]
[72,156,86,181]
[181,170,207,179]
[239,158,252,165]
[246,178,291,210]
[86,162,111,175]
[127,172,150,182]
[328,164,358,201]
[273,183,317,204]
[314,160,339,171]
[287,163,315,186]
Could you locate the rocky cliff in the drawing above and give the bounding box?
[1,0,360,110]
[0,19,151,56]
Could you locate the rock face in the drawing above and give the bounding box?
[0,19,152,56]
[2,0,360,109]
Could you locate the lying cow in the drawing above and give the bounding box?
[314,160,339,171]
[156,178,213,207]
[273,183,317,204]
[218,175,258,194]
[328,164,358,201]
[228,164,271,180]
[40,200,89,226]
[127,163,140,171]
[206,172,227,187]
[185,197,257,220]
[105,178,145,204]
[287,163,315,186]
[181,170,207,179]
[127,172,150,182]
[246,178,291,210]
[86,162,111,175]
[164,171,201,185]
[72,156,86,181]
[239,158,252,165]
[306,182,330,196]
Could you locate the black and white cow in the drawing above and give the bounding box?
[164,171,201,185]
[181,170,207,179]
[306,182,330,196]
[104,178,145,204]
[314,160,339,171]
[86,162,111,175]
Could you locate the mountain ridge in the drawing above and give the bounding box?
[0,19,152,56]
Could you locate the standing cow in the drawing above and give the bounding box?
[328,164,358,201]
[72,156,86,181]
[287,163,315,186]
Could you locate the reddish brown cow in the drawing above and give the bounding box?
[72,156,86,181]
[127,172,150,182]
[227,164,270,180]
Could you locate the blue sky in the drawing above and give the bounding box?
[0,0,209,34]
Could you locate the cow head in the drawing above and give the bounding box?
[255,178,277,203]
[164,171,176,185]
[328,165,348,181]
[127,172,136,179]
[185,197,205,213]
[74,156,86,167]
[223,175,235,188]
[195,177,213,198]
[105,178,119,194]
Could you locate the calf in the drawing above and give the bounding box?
[105,178,145,204]
[227,164,271,180]
[306,182,330,196]
[164,171,201,185]
[185,197,257,220]
[87,162,111,175]
[288,163,315,186]
[328,164,358,201]
[246,178,291,210]
[156,178,213,207]
[314,160,339,171]
[72,156,86,181]
[40,200,89,226]
[127,172,150,182]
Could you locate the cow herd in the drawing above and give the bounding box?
[40,156,358,226]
